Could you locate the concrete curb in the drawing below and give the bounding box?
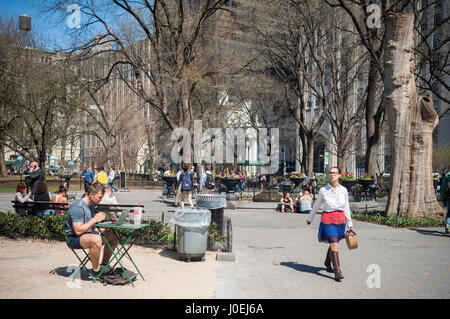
[216,252,236,262]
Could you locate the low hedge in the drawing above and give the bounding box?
[0,211,174,246]
[351,211,445,228]
[0,212,227,249]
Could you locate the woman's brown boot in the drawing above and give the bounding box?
[330,251,344,281]
[324,247,333,272]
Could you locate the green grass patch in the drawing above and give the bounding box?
[352,210,445,228]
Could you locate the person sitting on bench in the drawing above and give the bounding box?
[280,192,294,213]
[64,182,118,276]
[14,183,33,216]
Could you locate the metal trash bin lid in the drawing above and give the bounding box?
[195,194,227,209]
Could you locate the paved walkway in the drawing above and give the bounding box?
[1,190,448,298]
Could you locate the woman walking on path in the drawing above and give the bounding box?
[306,167,354,281]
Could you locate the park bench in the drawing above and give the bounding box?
[11,200,70,216]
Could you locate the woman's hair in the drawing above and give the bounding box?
[16,183,27,193]
[329,166,341,174]
[302,191,313,201]
[34,181,48,194]
[58,186,67,194]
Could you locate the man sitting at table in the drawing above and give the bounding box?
[64,182,118,276]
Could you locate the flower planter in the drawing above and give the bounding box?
[289,177,305,187]
[340,180,357,191]
[216,177,241,193]
[358,179,375,189]
[162,176,177,184]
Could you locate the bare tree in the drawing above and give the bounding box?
[0,26,81,173]
[45,1,230,157]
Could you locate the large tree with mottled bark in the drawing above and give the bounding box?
[383,13,443,219]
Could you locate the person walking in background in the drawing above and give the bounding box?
[189,166,199,194]
[242,171,247,192]
[108,167,119,192]
[199,165,215,193]
[96,166,108,188]
[63,170,74,190]
[81,165,94,193]
[302,173,309,191]
[175,167,184,206]
[180,166,194,209]
[306,167,354,281]
[440,171,450,234]
[93,168,99,183]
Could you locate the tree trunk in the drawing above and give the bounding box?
[0,143,7,177]
[384,13,444,219]
[337,145,346,175]
[119,135,125,172]
[306,135,315,177]
[365,57,381,177]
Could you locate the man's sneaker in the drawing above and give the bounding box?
[90,265,113,279]
[90,269,102,279]
[445,226,449,234]
[100,264,113,274]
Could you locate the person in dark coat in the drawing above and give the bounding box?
[23,164,32,193]
[29,162,44,192]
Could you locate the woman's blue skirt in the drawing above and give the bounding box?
[318,211,346,243]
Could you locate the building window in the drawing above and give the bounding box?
[313,143,325,173]
[356,156,365,176]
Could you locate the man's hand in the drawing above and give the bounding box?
[94,212,106,223]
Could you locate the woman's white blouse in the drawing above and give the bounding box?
[307,183,353,227]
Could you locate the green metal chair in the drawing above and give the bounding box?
[62,217,96,282]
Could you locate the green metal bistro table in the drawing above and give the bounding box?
[94,222,150,287]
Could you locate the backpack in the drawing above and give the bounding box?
[98,268,137,286]
[206,172,215,189]
[181,172,193,192]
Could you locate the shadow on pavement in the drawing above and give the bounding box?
[50,266,93,281]
[408,228,450,238]
[279,262,334,280]
[159,248,180,261]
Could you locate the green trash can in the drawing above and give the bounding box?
[173,209,211,262]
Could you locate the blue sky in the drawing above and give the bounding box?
[0,0,82,50]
